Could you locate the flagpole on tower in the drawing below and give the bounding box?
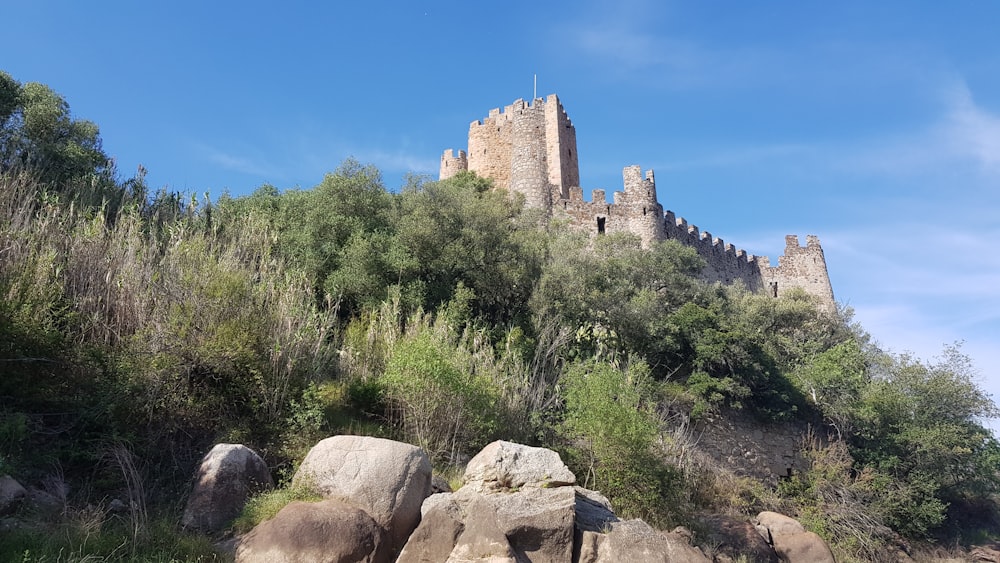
[533,74,537,100]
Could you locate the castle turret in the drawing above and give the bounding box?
[440,149,467,181]
[761,235,836,312]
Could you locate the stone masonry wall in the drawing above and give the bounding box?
[760,235,836,313]
[544,94,579,201]
[439,149,467,181]
[554,166,664,247]
[693,411,814,483]
[663,211,766,292]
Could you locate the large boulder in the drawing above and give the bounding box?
[577,518,710,563]
[699,514,779,563]
[753,511,805,540]
[444,496,517,563]
[400,485,576,563]
[235,499,388,563]
[754,511,835,563]
[771,530,836,563]
[463,441,575,493]
[472,485,576,563]
[396,494,465,563]
[0,475,27,515]
[293,435,431,554]
[182,443,272,532]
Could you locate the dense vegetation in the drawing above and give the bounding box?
[2,70,998,561]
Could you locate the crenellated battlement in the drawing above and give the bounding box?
[439,94,835,311]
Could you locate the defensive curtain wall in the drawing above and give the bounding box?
[440,95,836,313]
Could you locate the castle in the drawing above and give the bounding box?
[440,95,836,312]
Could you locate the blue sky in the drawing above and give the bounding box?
[5,1,1000,415]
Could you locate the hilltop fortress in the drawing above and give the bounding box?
[440,95,836,312]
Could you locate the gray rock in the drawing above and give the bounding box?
[482,486,576,563]
[445,496,517,563]
[754,511,806,539]
[463,441,575,493]
[182,443,273,532]
[754,511,835,563]
[235,499,389,563]
[397,494,465,563]
[293,435,431,555]
[699,513,779,563]
[772,531,836,563]
[578,518,711,563]
[573,486,618,533]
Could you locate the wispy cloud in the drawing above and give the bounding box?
[833,79,1000,181]
[192,143,276,177]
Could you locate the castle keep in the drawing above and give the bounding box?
[441,95,836,312]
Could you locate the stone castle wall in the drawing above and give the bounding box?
[439,95,836,312]
[693,412,814,482]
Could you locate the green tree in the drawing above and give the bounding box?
[0,71,109,188]
[560,359,680,526]
[530,230,704,369]
[852,345,1000,537]
[396,171,543,324]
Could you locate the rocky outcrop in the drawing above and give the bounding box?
[462,440,576,493]
[293,435,432,554]
[399,439,708,563]
[578,518,710,563]
[754,511,836,563]
[700,513,779,563]
[235,499,389,563]
[225,437,835,563]
[182,443,272,532]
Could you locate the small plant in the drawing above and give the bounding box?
[232,480,323,534]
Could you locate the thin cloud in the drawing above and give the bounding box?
[193,142,280,178]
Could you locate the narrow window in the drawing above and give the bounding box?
[597,217,606,235]
[770,281,779,298]
[643,207,647,216]
[563,201,567,210]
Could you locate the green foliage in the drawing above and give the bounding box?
[233,480,324,534]
[849,345,1000,537]
[0,514,220,562]
[396,172,543,324]
[382,324,504,463]
[0,71,120,206]
[560,360,681,527]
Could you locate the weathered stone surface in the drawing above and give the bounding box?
[578,518,710,563]
[485,486,576,563]
[445,496,516,563]
[235,499,388,563]
[699,514,779,563]
[752,511,835,563]
[182,443,272,532]
[0,475,27,515]
[772,531,836,563]
[463,440,575,493]
[573,486,618,533]
[293,435,431,553]
[397,494,465,563]
[754,511,806,540]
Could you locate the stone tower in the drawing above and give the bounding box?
[440,95,579,212]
